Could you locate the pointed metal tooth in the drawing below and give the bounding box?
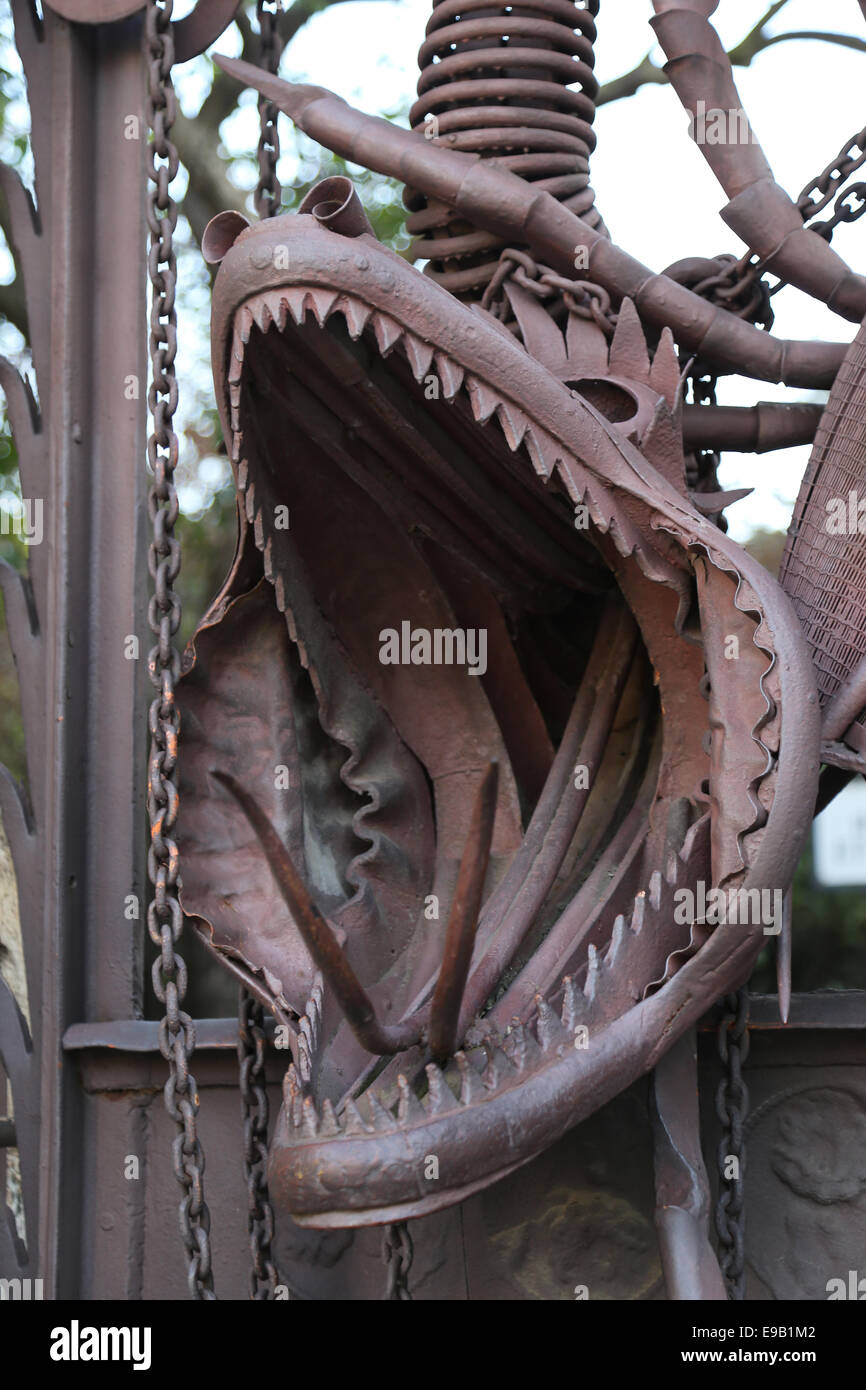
[649,326,680,407]
[434,352,464,399]
[228,343,244,384]
[561,975,581,1032]
[605,914,628,966]
[481,1040,513,1090]
[319,1097,340,1137]
[364,1090,395,1131]
[631,891,648,935]
[647,869,664,912]
[608,296,651,382]
[524,426,559,479]
[424,1063,459,1114]
[497,401,529,450]
[237,458,249,491]
[583,943,600,1002]
[238,306,254,343]
[297,1030,313,1085]
[371,312,403,356]
[262,534,275,581]
[251,295,273,333]
[534,995,565,1051]
[341,295,373,339]
[465,375,501,424]
[306,287,339,326]
[229,382,241,411]
[342,1097,368,1135]
[282,1062,302,1113]
[455,1051,484,1104]
[504,1019,541,1071]
[402,332,435,382]
[230,430,242,462]
[397,1073,426,1124]
[282,287,309,326]
[266,290,288,332]
[301,1095,319,1138]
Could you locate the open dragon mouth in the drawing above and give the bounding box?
[176,199,820,1228]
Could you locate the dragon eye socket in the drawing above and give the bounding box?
[568,379,639,425]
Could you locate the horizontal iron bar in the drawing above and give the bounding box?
[62,992,866,1056]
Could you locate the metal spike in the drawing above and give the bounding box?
[429,761,499,1060]
[496,400,530,450]
[424,1063,459,1114]
[342,1097,368,1136]
[402,332,435,382]
[319,1097,340,1137]
[465,375,501,424]
[251,295,273,333]
[434,352,464,399]
[649,326,681,408]
[341,295,373,339]
[301,1095,319,1138]
[455,1051,484,1105]
[584,943,600,1002]
[280,286,308,326]
[524,426,559,479]
[631,891,648,935]
[297,1034,313,1085]
[605,915,628,966]
[363,1090,395,1132]
[608,296,651,382]
[534,995,565,1051]
[238,305,254,343]
[561,975,581,1032]
[371,312,403,356]
[282,1062,302,1112]
[307,287,339,326]
[647,869,664,912]
[397,1073,426,1124]
[266,290,288,332]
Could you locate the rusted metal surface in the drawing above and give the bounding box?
[177,115,823,1245]
[45,0,241,62]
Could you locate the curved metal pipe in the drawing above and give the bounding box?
[212,57,849,389]
[650,0,866,322]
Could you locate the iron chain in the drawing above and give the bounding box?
[145,0,215,1300]
[714,988,750,1301]
[382,1222,414,1300]
[239,989,280,1298]
[235,0,285,1303]
[481,248,618,338]
[254,0,284,220]
[797,122,866,237]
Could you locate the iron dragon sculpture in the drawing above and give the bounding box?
[175,0,866,1297]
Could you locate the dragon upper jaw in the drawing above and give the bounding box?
[177,211,821,1227]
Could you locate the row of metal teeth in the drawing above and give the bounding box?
[226,286,571,481]
[281,985,584,1140]
[280,810,709,1141]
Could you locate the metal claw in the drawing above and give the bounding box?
[429,761,499,1060]
[211,771,422,1056]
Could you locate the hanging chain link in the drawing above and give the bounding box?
[238,989,280,1298]
[254,0,284,220]
[797,122,866,240]
[145,0,215,1300]
[714,987,750,1301]
[382,1222,414,1300]
[234,0,285,1302]
[481,248,619,338]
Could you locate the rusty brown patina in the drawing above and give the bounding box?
[173,0,866,1291]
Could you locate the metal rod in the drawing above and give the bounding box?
[211,771,423,1055]
[429,761,498,1059]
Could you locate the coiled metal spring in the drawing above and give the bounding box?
[407,0,604,298]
